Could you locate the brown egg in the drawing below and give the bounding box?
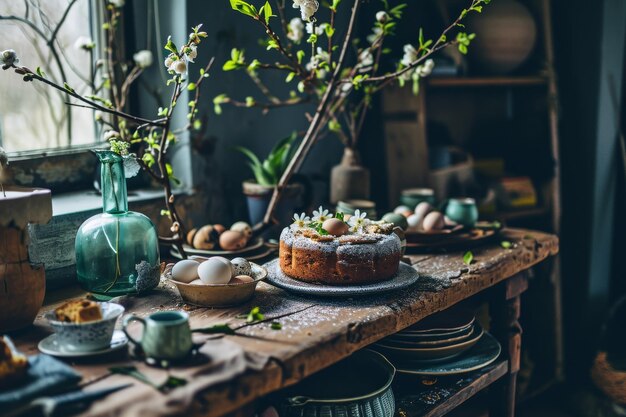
[422,211,445,231]
[214,224,226,235]
[322,218,349,236]
[193,225,218,250]
[219,230,247,251]
[186,228,197,246]
[229,275,254,284]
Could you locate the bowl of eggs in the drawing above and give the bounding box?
[172,221,267,259]
[165,256,267,307]
[382,202,465,244]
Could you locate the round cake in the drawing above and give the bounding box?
[279,211,402,285]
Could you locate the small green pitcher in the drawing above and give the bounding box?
[445,198,479,228]
[123,311,192,360]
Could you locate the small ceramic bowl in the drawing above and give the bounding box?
[45,302,124,352]
[166,262,268,307]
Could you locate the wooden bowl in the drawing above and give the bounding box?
[165,262,267,308]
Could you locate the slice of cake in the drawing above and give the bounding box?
[279,208,402,285]
[0,336,28,388]
[55,299,102,323]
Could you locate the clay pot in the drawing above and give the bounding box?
[0,186,52,332]
[330,148,371,205]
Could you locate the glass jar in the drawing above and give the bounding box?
[75,151,160,297]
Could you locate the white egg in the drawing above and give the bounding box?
[171,260,200,283]
[190,279,205,285]
[210,256,234,277]
[423,211,445,231]
[394,205,411,215]
[407,213,421,229]
[198,258,233,284]
[231,257,252,276]
[414,202,434,224]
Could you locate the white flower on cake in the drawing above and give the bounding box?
[348,209,370,232]
[312,206,330,222]
[292,212,310,228]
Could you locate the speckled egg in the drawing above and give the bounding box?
[210,256,235,277]
[171,259,200,283]
[322,218,349,236]
[393,205,411,215]
[219,230,247,251]
[231,257,252,276]
[381,212,409,231]
[407,213,421,229]
[414,202,434,223]
[230,221,252,240]
[229,275,254,284]
[422,211,445,231]
[198,258,232,284]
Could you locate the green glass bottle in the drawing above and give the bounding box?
[75,151,160,297]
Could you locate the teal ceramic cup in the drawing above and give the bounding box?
[400,188,436,208]
[122,311,192,360]
[445,198,479,228]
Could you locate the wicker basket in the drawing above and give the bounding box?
[592,352,626,405]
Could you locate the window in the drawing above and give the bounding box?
[0,0,96,153]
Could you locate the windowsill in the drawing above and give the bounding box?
[52,188,171,216]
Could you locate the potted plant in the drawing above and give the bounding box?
[216,0,489,232]
[237,132,311,232]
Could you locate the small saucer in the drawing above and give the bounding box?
[38,330,128,358]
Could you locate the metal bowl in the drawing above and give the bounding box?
[164,262,267,308]
[279,350,396,417]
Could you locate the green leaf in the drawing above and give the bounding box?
[501,241,512,249]
[296,50,305,64]
[164,36,178,54]
[246,306,265,323]
[463,251,474,265]
[271,321,282,330]
[192,324,235,335]
[335,212,344,221]
[141,153,155,168]
[160,209,171,216]
[229,0,258,18]
[285,72,296,83]
[35,67,45,77]
[260,1,275,24]
[158,107,168,116]
[165,163,174,178]
[187,82,196,91]
[63,82,75,93]
[307,33,318,44]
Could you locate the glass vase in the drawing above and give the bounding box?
[75,151,160,297]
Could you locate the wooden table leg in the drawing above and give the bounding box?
[490,272,528,417]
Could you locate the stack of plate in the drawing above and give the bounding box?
[373,306,502,376]
[374,314,482,363]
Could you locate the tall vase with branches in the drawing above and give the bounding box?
[216,0,488,232]
[0,0,215,261]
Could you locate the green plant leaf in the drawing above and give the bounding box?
[501,241,512,249]
[230,0,258,18]
[463,251,474,265]
[260,1,275,24]
[271,321,282,330]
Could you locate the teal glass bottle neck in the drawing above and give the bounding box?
[98,152,128,214]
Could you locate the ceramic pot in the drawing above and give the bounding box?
[242,175,311,236]
[330,148,370,205]
[445,198,479,228]
[467,0,537,74]
[123,311,193,360]
[280,350,396,417]
[0,186,52,332]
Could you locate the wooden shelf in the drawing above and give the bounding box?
[426,76,548,88]
[394,360,508,417]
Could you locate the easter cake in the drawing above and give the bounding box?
[279,207,402,285]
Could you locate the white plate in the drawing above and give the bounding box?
[38,330,128,358]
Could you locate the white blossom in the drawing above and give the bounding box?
[164,54,175,69]
[288,18,305,42]
[109,0,125,8]
[312,206,330,222]
[348,209,370,232]
[185,45,197,63]
[74,36,95,51]
[0,49,19,68]
[306,21,327,35]
[376,11,389,23]
[417,58,435,77]
[293,0,319,21]
[367,27,383,45]
[401,44,418,67]
[292,212,311,228]
[133,50,153,68]
[358,49,374,71]
[170,59,187,74]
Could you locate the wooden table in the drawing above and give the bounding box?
[12,228,558,417]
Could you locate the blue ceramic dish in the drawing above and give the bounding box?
[45,302,124,352]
